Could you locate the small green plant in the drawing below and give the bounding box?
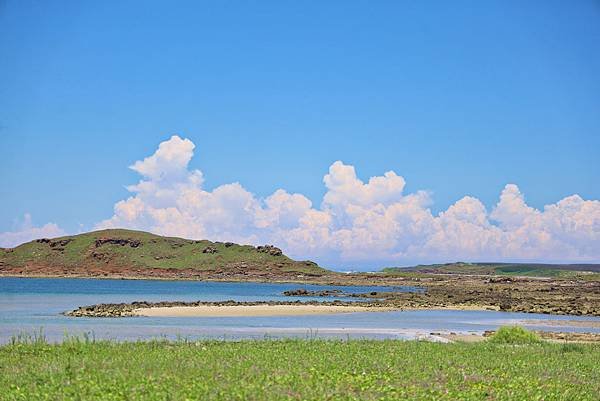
[488,326,542,344]
[560,342,585,353]
[9,328,46,345]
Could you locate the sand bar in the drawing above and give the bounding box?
[133,305,396,317]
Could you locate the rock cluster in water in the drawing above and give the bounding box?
[283,288,345,297]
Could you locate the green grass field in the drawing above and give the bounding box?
[2,336,599,401]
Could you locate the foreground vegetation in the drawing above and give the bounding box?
[2,334,599,400]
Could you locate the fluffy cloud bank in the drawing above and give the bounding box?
[94,135,600,268]
[0,214,65,248]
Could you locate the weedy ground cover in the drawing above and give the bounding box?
[1,332,599,401]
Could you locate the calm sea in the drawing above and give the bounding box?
[1,277,599,343]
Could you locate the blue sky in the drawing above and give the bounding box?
[1,1,599,268]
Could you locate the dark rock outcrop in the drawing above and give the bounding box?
[202,246,218,254]
[49,239,73,248]
[257,245,283,256]
[95,238,141,248]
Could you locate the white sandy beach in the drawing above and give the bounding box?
[133,305,396,317]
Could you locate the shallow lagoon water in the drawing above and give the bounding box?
[1,277,599,343]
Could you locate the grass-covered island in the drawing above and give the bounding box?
[0,229,327,281]
[2,328,599,401]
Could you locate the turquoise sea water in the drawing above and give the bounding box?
[1,277,599,343]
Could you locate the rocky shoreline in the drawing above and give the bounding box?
[281,278,600,317]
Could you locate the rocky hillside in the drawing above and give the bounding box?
[0,229,328,281]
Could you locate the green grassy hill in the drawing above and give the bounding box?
[382,262,600,278]
[0,229,327,279]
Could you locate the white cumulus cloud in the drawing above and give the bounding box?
[0,214,66,248]
[92,135,600,268]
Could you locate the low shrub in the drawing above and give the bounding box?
[487,326,542,344]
